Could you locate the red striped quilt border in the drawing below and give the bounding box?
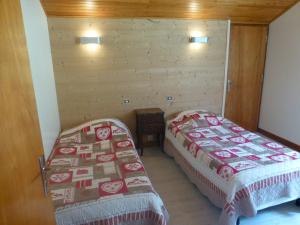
[224,171,300,215]
[81,210,167,225]
[170,141,300,216]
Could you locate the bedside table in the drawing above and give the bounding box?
[135,108,165,156]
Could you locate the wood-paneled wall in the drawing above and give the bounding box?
[49,18,228,132]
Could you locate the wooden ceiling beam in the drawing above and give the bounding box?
[40,0,299,24]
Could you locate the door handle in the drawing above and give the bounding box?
[38,155,48,196]
[227,79,233,93]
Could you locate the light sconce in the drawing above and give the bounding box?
[189,36,209,43]
[79,36,101,45]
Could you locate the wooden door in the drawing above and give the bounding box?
[0,1,56,225]
[225,25,268,131]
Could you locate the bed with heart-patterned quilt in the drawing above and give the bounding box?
[47,119,168,225]
[165,110,300,225]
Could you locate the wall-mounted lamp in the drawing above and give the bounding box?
[79,36,101,45]
[189,36,209,43]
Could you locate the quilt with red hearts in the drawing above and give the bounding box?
[167,110,300,225]
[168,110,300,182]
[47,119,168,225]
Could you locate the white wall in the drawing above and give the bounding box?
[21,0,60,158]
[259,2,300,145]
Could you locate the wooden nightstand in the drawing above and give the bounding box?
[135,108,165,156]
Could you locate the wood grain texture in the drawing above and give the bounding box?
[48,18,228,132]
[225,25,268,131]
[41,0,300,24]
[0,1,55,224]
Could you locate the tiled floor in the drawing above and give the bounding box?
[141,147,300,225]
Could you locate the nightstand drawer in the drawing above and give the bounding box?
[138,114,164,124]
[141,123,164,134]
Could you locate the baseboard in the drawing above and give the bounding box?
[258,128,300,152]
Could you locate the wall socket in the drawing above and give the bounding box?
[166,96,173,101]
[123,99,130,104]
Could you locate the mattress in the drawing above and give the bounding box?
[165,110,300,225]
[47,119,168,225]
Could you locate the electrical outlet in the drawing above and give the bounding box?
[123,99,130,104]
[166,96,173,101]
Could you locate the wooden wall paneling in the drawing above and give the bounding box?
[40,0,300,24]
[49,18,228,132]
[0,0,55,224]
[225,24,268,131]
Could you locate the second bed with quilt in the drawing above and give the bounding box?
[165,110,300,225]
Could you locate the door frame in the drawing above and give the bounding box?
[221,20,231,116]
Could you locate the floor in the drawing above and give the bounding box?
[141,147,300,225]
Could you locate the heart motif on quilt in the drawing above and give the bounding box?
[116,150,136,158]
[266,142,283,149]
[96,127,111,140]
[124,162,142,171]
[215,151,232,158]
[100,181,123,194]
[98,154,114,162]
[206,117,220,126]
[217,165,236,180]
[49,173,71,183]
[269,154,291,162]
[76,169,89,175]
[59,147,76,154]
[231,126,244,132]
[116,140,131,148]
[230,136,247,144]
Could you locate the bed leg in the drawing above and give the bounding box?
[296,198,300,206]
[236,218,240,225]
